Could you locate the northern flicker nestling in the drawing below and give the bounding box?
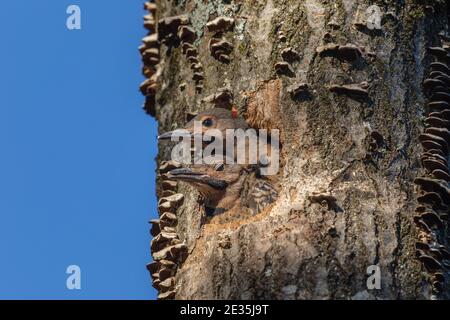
[165,161,278,217]
[158,107,279,172]
[159,107,280,219]
[158,107,249,140]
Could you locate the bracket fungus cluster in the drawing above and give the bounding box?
[275,45,299,78]
[281,47,300,63]
[328,82,369,99]
[317,43,363,62]
[415,38,450,298]
[206,16,235,64]
[287,82,309,100]
[202,87,234,109]
[158,15,189,46]
[206,16,234,33]
[143,2,156,32]
[274,61,294,77]
[139,1,160,116]
[178,24,204,93]
[146,160,188,300]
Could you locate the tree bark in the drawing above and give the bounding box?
[142,0,450,299]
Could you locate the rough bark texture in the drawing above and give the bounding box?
[143,0,450,299]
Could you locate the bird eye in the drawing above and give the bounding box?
[202,118,214,127]
[215,163,224,171]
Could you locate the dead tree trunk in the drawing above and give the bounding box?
[141,0,450,300]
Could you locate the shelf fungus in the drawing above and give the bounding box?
[158,290,176,300]
[427,101,450,112]
[425,116,450,128]
[414,178,450,203]
[146,156,190,300]
[277,31,287,42]
[209,38,233,64]
[419,133,448,154]
[160,212,178,229]
[412,57,450,294]
[431,61,450,75]
[195,84,204,93]
[202,88,234,109]
[143,14,156,32]
[152,245,174,263]
[158,15,189,43]
[146,260,160,274]
[418,254,443,272]
[274,61,294,77]
[159,267,176,282]
[149,239,189,298]
[143,96,156,116]
[150,219,161,237]
[427,47,450,62]
[192,72,204,82]
[162,192,185,203]
[317,43,362,62]
[423,78,446,92]
[328,83,369,98]
[142,33,159,48]
[206,16,235,33]
[287,83,309,100]
[142,48,160,63]
[437,110,450,120]
[416,241,430,251]
[169,243,189,263]
[184,47,198,58]
[178,24,204,90]
[417,192,446,210]
[431,92,450,104]
[144,2,157,15]
[281,47,300,62]
[430,71,450,85]
[140,13,160,117]
[191,63,203,73]
[142,66,154,78]
[418,212,444,229]
[337,44,363,61]
[421,153,448,169]
[432,169,450,182]
[178,26,196,44]
[151,231,181,252]
[425,127,450,142]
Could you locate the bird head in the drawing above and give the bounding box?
[158,108,249,141]
[165,160,247,214]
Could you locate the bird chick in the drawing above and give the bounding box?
[158,108,249,141]
[165,161,277,218]
[158,107,279,175]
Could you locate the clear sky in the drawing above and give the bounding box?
[0,1,158,299]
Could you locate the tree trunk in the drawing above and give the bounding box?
[141,0,450,300]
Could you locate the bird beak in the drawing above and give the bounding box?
[166,168,228,190]
[158,130,191,140]
[158,130,218,146]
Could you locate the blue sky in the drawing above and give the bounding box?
[0,1,158,299]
